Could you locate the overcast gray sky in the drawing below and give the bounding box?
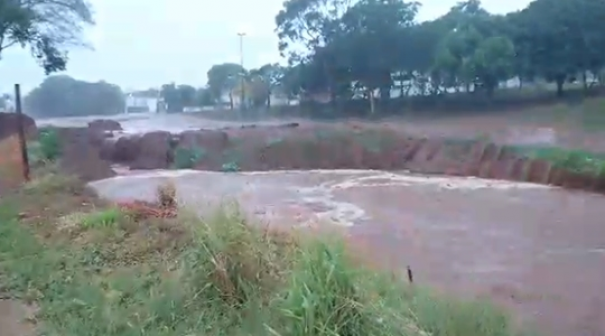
[0,0,530,94]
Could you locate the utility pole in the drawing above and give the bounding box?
[237,32,246,110]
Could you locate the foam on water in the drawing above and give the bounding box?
[90,169,552,228]
[94,168,551,191]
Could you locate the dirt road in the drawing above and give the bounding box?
[90,169,605,336]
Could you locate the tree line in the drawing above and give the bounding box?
[167,0,605,115]
[24,76,125,118]
[272,0,605,113]
[3,0,605,117]
[159,63,287,113]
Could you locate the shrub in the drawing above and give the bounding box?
[173,147,205,169]
[38,128,61,161]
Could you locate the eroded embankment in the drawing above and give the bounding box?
[44,120,605,192]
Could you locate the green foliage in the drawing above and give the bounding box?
[173,147,206,169]
[38,128,61,160]
[80,208,124,229]
[512,146,605,176]
[266,0,605,112]
[0,0,94,74]
[221,161,240,172]
[207,63,246,109]
[159,83,200,112]
[24,76,125,118]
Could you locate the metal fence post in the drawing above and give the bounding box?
[14,84,30,181]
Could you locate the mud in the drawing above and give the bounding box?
[0,298,36,336]
[89,169,605,336]
[0,113,38,194]
[0,113,36,141]
[0,135,27,194]
[79,123,604,194]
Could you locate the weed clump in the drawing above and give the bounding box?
[80,207,123,229]
[157,179,177,208]
[38,128,61,161]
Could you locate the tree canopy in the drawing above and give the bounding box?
[269,0,605,113]
[196,0,605,116]
[24,75,125,117]
[51,0,602,116]
[0,0,94,74]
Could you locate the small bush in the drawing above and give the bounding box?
[221,161,240,172]
[38,128,61,161]
[173,147,205,169]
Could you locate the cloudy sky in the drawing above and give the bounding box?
[0,0,531,94]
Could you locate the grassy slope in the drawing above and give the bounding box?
[510,146,605,175]
[0,168,529,336]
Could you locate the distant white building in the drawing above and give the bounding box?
[124,93,160,113]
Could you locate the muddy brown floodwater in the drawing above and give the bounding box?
[90,169,605,336]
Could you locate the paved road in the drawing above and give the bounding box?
[90,169,605,336]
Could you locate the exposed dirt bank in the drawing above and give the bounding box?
[61,120,605,193]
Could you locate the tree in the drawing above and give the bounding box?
[24,75,125,117]
[275,0,351,60]
[269,0,605,115]
[0,0,94,74]
[432,8,515,96]
[277,0,419,113]
[195,87,214,106]
[515,0,605,96]
[177,84,196,107]
[248,63,285,107]
[336,0,419,111]
[206,63,245,109]
[160,83,181,113]
[159,84,201,112]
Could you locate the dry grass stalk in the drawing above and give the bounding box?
[157,179,177,208]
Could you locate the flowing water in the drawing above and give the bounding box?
[90,169,605,336]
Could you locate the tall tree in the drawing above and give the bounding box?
[177,84,196,107]
[207,63,246,109]
[0,0,94,74]
[248,63,285,107]
[195,87,214,106]
[515,0,605,96]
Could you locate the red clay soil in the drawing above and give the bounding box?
[56,121,605,192]
[0,113,36,141]
[117,200,177,220]
[55,127,116,182]
[0,113,37,195]
[168,126,605,192]
[0,135,28,194]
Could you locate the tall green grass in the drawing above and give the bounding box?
[0,195,529,336]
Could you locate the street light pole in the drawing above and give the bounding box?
[237,32,246,110]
